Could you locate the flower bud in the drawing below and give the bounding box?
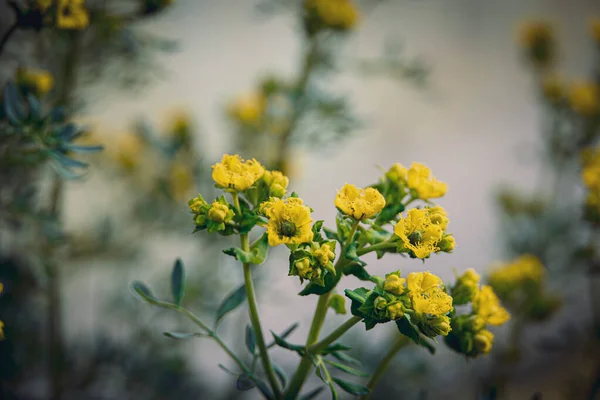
[374,296,388,312]
[386,302,404,320]
[438,234,455,253]
[194,214,206,226]
[451,268,480,305]
[313,243,335,266]
[473,330,494,355]
[208,202,231,223]
[263,171,289,198]
[427,206,449,230]
[419,315,451,337]
[383,273,405,296]
[295,258,312,279]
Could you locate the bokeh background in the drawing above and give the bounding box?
[2,0,600,399]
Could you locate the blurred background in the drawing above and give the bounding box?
[1,0,600,399]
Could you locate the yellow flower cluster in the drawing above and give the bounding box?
[407,272,453,317]
[541,73,564,103]
[334,184,385,220]
[114,133,145,170]
[569,81,600,116]
[169,163,195,202]
[394,207,449,259]
[387,162,447,200]
[518,21,554,67]
[582,147,600,211]
[56,0,90,30]
[305,0,360,30]
[212,154,265,191]
[16,68,54,97]
[262,197,314,246]
[229,93,266,126]
[263,170,289,198]
[451,268,480,304]
[472,285,511,326]
[487,254,544,292]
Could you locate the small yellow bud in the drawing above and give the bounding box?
[542,73,564,103]
[427,206,449,230]
[188,194,207,214]
[263,170,289,198]
[438,234,455,253]
[374,296,387,311]
[383,274,405,296]
[208,202,230,223]
[0,320,4,340]
[452,268,479,305]
[570,82,600,116]
[295,258,312,279]
[473,330,494,355]
[314,243,335,266]
[387,303,404,320]
[385,163,408,184]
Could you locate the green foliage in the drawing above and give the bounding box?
[215,284,247,325]
[223,233,270,265]
[328,294,347,315]
[171,258,185,306]
[331,377,370,396]
[395,315,436,355]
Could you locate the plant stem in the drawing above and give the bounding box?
[308,316,362,353]
[356,241,396,256]
[232,192,281,397]
[361,335,410,399]
[284,220,361,399]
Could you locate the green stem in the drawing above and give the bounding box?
[308,316,362,353]
[361,335,410,399]
[232,192,281,397]
[356,241,396,257]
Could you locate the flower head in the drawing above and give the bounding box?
[212,154,265,191]
[313,242,335,266]
[229,93,266,125]
[518,21,555,67]
[407,271,453,316]
[383,272,405,296]
[263,170,289,198]
[472,285,510,326]
[406,163,447,200]
[569,82,600,116]
[263,197,314,246]
[16,68,54,96]
[57,0,90,30]
[452,268,480,305]
[394,208,445,259]
[385,163,408,184]
[386,302,404,320]
[208,201,233,223]
[115,133,144,170]
[305,0,360,30]
[488,254,544,296]
[473,330,494,355]
[169,163,194,201]
[334,184,385,220]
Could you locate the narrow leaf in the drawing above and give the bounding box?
[272,362,288,388]
[218,364,239,376]
[236,375,256,391]
[395,315,435,354]
[324,359,368,377]
[171,258,185,306]
[215,284,247,325]
[267,322,299,348]
[270,331,305,355]
[131,281,160,305]
[299,386,325,400]
[321,342,352,355]
[163,331,206,340]
[332,377,370,396]
[331,351,362,367]
[245,324,256,354]
[64,144,104,153]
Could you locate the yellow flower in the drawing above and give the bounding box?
[263,170,289,198]
[473,330,494,355]
[541,73,564,103]
[385,163,408,184]
[334,184,385,220]
[115,133,144,170]
[570,82,599,116]
[0,281,3,294]
[305,0,360,30]
[452,268,480,304]
[36,0,52,11]
[16,68,54,96]
[264,197,314,246]
[207,201,231,223]
[314,242,335,266]
[472,285,510,326]
[488,254,545,292]
[394,209,444,259]
[169,163,195,201]
[590,18,600,43]
[212,154,265,191]
[229,92,266,125]
[0,321,4,340]
[295,258,313,279]
[383,273,405,296]
[406,162,447,200]
[426,206,449,230]
[188,194,208,214]
[518,21,555,67]
[438,234,455,253]
[407,271,453,316]
[57,0,90,30]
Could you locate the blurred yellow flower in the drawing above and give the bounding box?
[541,73,564,103]
[115,133,144,170]
[385,163,408,184]
[305,0,360,30]
[473,330,494,354]
[383,273,405,296]
[57,0,90,30]
[263,197,313,246]
[229,93,266,126]
[472,285,510,326]
[407,271,453,316]
[212,154,264,191]
[426,205,449,230]
[394,208,445,259]
[488,254,545,290]
[36,0,52,11]
[334,184,385,220]
[0,321,4,340]
[518,21,555,67]
[16,67,54,96]
[569,81,600,116]
[591,18,600,43]
[169,163,195,201]
[407,162,447,200]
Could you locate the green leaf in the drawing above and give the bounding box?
[331,351,362,367]
[324,359,369,377]
[245,324,256,355]
[299,270,341,296]
[27,94,41,121]
[218,364,239,375]
[395,315,436,354]
[321,342,352,355]
[345,242,366,267]
[163,331,207,340]
[236,375,256,391]
[332,377,370,396]
[3,81,23,124]
[272,362,288,388]
[328,294,347,315]
[376,203,405,224]
[63,144,104,153]
[267,322,299,348]
[299,386,325,400]
[223,233,270,265]
[312,220,325,242]
[215,284,247,325]
[270,331,305,355]
[171,258,185,306]
[329,384,340,400]
[131,281,160,305]
[323,227,339,242]
[343,262,371,281]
